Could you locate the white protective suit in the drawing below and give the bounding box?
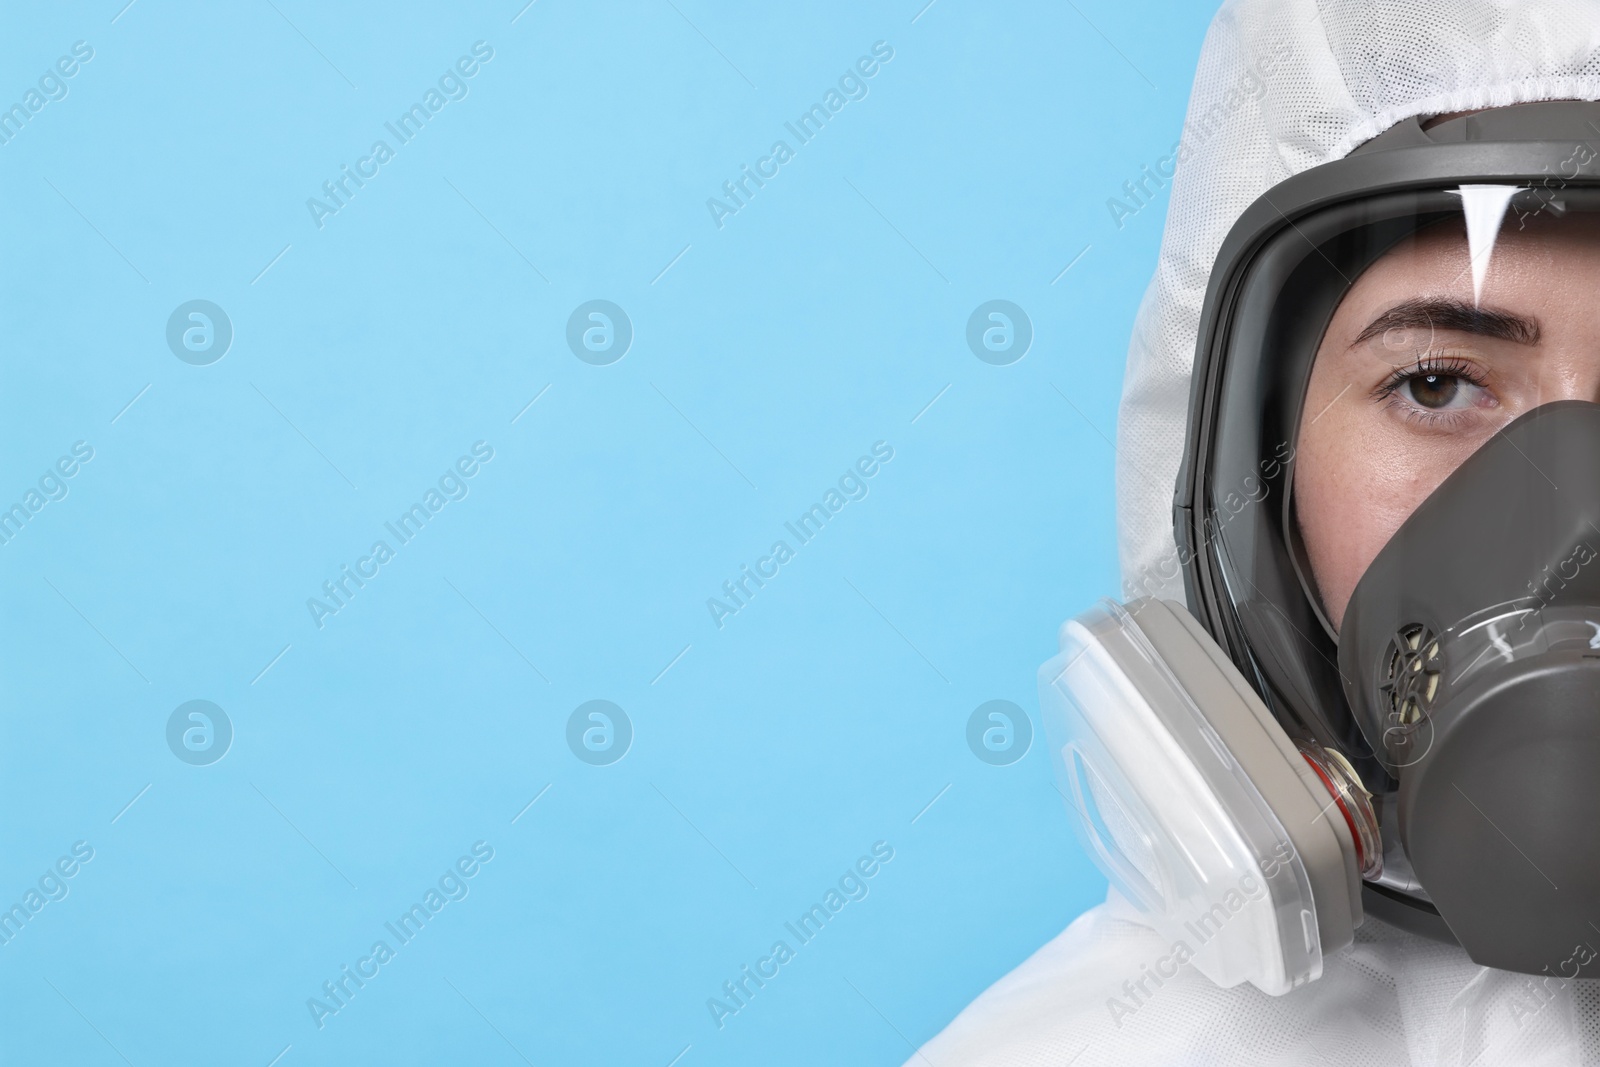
[906,1,1600,1064]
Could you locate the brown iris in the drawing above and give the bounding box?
[1409,373,1460,408]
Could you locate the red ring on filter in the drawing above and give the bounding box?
[1297,739,1383,880]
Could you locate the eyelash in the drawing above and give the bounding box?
[1372,354,1492,425]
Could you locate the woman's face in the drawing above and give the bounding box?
[1295,214,1600,631]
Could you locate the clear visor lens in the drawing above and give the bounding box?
[1291,185,1600,644]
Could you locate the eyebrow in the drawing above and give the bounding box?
[1350,297,1541,348]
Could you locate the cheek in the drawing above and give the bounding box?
[1296,414,1471,630]
[1295,435,1379,630]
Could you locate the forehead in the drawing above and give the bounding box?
[1334,213,1600,318]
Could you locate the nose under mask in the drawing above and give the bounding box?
[1338,398,1600,978]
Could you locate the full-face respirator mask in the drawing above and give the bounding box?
[1041,102,1600,995]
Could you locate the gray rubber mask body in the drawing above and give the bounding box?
[1339,400,1600,976]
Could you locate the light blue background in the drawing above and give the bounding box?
[0,2,1212,1063]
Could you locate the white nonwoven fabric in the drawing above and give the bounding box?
[903,1,1600,1064]
[901,888,1600,1066]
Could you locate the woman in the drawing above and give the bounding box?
[908,2,1600,1064]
